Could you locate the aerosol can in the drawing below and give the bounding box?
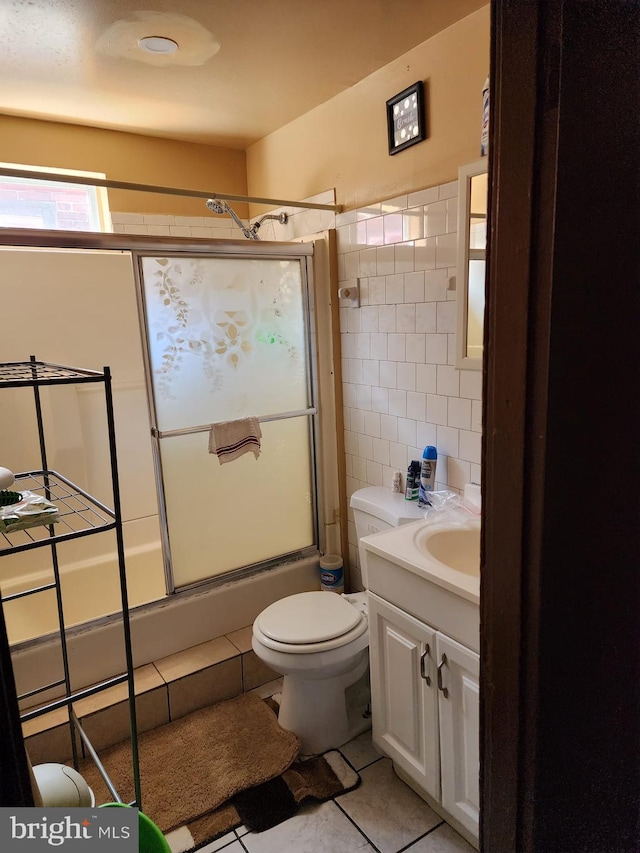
[418,446,437,506]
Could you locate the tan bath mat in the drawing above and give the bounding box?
[78,691,300,833]
[166,749,361,853]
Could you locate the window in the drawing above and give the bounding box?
[0,163,112,232]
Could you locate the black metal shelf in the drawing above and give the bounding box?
[0,359,105,387]
[0,470,116,555]
[0,355,141,808]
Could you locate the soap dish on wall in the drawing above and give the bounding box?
[338,279,360,308]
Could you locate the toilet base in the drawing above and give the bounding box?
[277,651,370,755]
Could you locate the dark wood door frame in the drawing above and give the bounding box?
[482,2,639,851]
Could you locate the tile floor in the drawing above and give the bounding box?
[166,679,475,853]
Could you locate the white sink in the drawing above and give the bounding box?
[413,526,480,577]
[361,517,481,604]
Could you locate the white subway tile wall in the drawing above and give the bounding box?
[114,183,483,589]
[111,211,238,241]
[336,180,483,587]
[111,189,337,243]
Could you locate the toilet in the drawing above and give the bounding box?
[252,486,424,754]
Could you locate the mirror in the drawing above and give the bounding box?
[455,158,488,370]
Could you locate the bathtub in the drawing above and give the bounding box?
[0,528,165,646]
[9,546,320,707]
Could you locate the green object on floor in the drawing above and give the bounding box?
[99,803,172,853]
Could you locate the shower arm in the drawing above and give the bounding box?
[247,212,289,239]
[206,199,288,241]
[206,199,260,240]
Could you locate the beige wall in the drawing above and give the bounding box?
[0,6,489,218]
[0,115,248,217]
[246,6,489,213]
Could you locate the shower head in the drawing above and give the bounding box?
[206,197,259,240]
[205,198,227,215]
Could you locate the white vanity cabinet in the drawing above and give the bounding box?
[368,594,441,801]
[364,534,480,847]
[436,632,480,836]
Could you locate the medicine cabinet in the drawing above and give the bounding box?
[455,158,488,371]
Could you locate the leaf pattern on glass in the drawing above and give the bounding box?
[145,256,301,402]
[149,258,220,399]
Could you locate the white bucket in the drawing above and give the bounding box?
[319,554,344,594]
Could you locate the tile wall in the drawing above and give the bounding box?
[111,190,336,242]
[23,626,279,764]
[111,211,238,240]
[335,182,483,588]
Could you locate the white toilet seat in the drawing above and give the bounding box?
[253,591,367,654]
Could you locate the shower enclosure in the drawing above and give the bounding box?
[133,242,320,592]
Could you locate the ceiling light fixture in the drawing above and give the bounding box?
[137,36,179,54]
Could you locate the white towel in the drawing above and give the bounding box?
[208,417,262,464]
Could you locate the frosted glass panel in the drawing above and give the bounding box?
[159,418,314,586]
[467,259,486,356]
[469,217,486,250]
[141,255,309,431]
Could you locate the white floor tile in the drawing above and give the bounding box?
[404,822,476,852]
[248,678,283,699]
[337,758,441,853]
[198,832,242,852]
[339,730,384,771]
[240,800,374,853]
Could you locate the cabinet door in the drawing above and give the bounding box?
[436,632,480,837]
[368,592,440,800]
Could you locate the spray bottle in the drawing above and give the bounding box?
[418,446,437,506]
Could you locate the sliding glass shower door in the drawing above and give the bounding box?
[135,247,318,590]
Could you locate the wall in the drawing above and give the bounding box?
[246,5,489,213]
[111,189,336,241]
[243,6,489,589]
[0,115,248,217]
[335,184,483,589]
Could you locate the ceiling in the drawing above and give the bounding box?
[0,0,486,149]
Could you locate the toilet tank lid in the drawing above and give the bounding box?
[350,486,425,527]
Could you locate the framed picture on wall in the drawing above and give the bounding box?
[386,81,426,155]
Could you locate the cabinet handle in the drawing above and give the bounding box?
[420,644,431,685]
[437,653,449,698]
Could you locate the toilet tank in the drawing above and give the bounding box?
[350,487,424,587]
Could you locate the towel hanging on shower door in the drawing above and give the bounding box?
[208,417,262,464]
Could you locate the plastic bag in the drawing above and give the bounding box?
[420,490,479,526]
[0,490,59,533]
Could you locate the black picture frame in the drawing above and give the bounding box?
[386,81,426,155]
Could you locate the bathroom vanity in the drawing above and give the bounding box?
[361,519,480,849]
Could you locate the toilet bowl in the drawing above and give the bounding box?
[251,487,424,755]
